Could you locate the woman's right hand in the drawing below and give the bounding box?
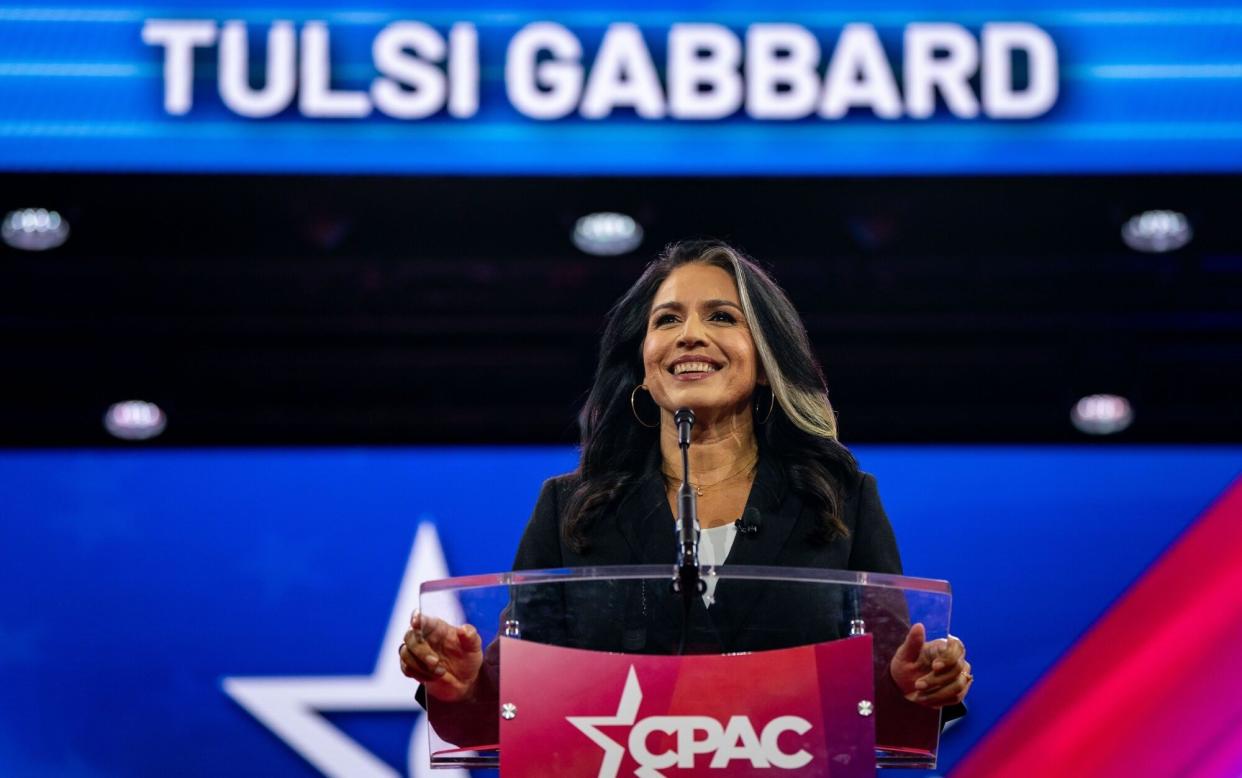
[398,611,484,702]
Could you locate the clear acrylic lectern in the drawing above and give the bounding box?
[418,566,951,774]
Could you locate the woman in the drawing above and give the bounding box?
[401,240,971,718]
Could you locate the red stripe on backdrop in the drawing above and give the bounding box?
[953,476,1242,778]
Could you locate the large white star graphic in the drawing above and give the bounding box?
[223,522,469,778]
[566,666,644,778]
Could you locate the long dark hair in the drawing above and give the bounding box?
[564,239,859,551]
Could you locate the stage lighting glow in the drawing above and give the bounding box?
[104,400,167,441]
[1071,394,1133,435]
[1120,209,1191,253]
[2,208,70,251]
[572,212,643,256]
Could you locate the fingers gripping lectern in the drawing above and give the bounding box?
[418,566,952,776]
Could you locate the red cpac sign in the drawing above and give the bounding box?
[497,635,876,777]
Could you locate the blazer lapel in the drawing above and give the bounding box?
[720,455,795,566]
[711,455,803,649]
[606,449,812,653]
[618,449,797,568]
[614,468,678,566]
[613,457,720,651]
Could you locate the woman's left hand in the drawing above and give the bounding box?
[889,623,973,708]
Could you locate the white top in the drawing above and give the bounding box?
[697,523,738,607]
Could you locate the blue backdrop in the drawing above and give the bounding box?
[3,1,1242,174]
[1,445,1239,776]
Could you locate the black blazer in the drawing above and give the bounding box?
[424,454,955,748]
[514,452,902,573]
[507,453,904,655]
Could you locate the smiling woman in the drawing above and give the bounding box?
[641,264,766,527]
[644,266,759,411]
[401,239,972,723]
[567,239,855,544]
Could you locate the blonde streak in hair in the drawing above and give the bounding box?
[721,248,840,441]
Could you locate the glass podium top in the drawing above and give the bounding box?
[417,565,952,771]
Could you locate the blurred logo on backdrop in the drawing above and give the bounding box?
[223,523,467,778]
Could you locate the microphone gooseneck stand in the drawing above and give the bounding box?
[671,407,705,654]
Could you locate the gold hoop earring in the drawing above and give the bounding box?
[755,387,776,424]
[630,384,659,428]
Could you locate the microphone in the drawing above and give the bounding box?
[735,507,761,536]
[674,407,694,446]
[671,408,704,606]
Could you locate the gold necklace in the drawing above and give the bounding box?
[662,454,759,497]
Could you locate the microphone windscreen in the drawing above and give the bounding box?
[736,507,762,535]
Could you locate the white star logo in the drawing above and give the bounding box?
[566,666,644,778]
[223,522,469,778]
